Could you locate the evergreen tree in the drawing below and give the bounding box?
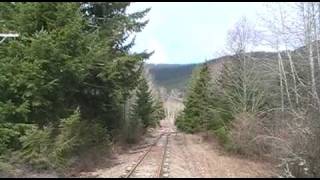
[176,62,212,132]
[131,76,155,129]
[124,76,164,143]
[125,95,143,144]
[0,2,151,130]
[77,2,152,134]
[0,3,89,129]
[0,2,151,170]
[175,61,233,145]
[152,97,165,126]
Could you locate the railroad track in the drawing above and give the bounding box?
[123,132,174,178]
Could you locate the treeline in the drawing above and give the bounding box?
[0,2,164,176]
[146,64,197,92]
[176,3,320,178]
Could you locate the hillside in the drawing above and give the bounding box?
[145,63,198,91]
[146,51,278,94]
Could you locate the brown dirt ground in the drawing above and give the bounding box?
[168,133,277,178]
[78,122,277,178]
[78,98,277,178]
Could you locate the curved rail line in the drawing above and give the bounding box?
[124,132,172,178]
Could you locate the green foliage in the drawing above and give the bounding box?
[146,64,197,91]
[213,127,230,146]
[207,55,265,146]
[52,109,110,169]
[0,127,19,155]
[0,2,151,173]
[122,76,164,144]
[124,101,144,144]
[175,111,195,133]
[52,109,83,167]
[0,158,16,177]
[218,56,267,114]
[132,77,156,129]
[176,65,202,132]
[17,109,111,170]
[0,1,150,128]
[176,62,229,134]
[125,118,143,144]
[0,123,34,155]
[19,126,53,170]
[152,97,166,126]
[176,62,233,145]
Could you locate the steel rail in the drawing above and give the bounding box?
[124,131,176,178]
[154,133,169,178]
[125,133,165,178]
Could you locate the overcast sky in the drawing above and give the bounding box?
[127,2,277,64]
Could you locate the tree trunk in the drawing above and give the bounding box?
[278,51,285,112]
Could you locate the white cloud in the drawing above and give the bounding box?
[146,38,167,64]
[128,3,167,64]
[129,3,280,64]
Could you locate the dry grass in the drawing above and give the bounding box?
[169,133,277,177]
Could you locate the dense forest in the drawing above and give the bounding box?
[0,2,165,176]
[146,63,197,92]
[2,2,320,178]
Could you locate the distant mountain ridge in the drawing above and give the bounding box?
[145,63,198,92]
[146,51,279,93]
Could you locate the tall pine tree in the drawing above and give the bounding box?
[131,76,155,130]
[176,62,212,133]
[0,2,152,170]
[152,97,165,126]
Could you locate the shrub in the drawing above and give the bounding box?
[175,113,196,133]
[19,126,53,170]
[16,109,111,172]
[229,112,270,156]
[123,117,143,144]
[0,160,16,177]
[0,123,34,155]
[0,127,19,155]
[52,109,111,169]
[213,126,231,146]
